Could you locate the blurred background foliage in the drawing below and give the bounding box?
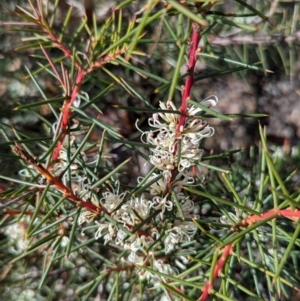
[0,0,300,300]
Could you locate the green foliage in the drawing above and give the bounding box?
[0,1,300,301]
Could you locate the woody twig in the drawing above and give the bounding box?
[13,143,103,214]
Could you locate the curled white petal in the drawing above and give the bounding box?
[200,95,218,108]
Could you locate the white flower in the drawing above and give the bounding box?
[146,173,168,196]
[95,223,116,244]
[179,199,195,214]
[78,209,98,225]
[164,222,197,253]
[4,221,29,253]
[137,96,217,175]
[199,95,218,108]
[149,148,176,171]
[174,199,200,219]
[127,252,145,264]
[177,221,198,237]
[164,232,179,253]
[187,95,218,116]
[174,171,195,185]
[100,181,126,213]
[153,259,178,278]
[128,195,151,220]
[220,206,249,226]
[19,165,39,178]
[182,122,215,145]
[115,228,128,246]
[155,100,179,130]
[77,195,100,224]
[127,236,144,252]
[146,128,176,152]
[124,234,153,253]
[149,195,173,219]
[112,195,151,226]
[177,148,203,171]
[112,207,132,225]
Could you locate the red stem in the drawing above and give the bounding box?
[52,68,86,161]
[176,22,201,135]
[166,3,215,192]
[198,207,300,300]
[176,2,215,134]
[13,143,103,214]
[241,208,300,226]
[199,243,234,301]
[52,49,126,161]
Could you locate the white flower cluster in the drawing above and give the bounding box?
[52,144,97,196]
[89,177,199,256]
[18,94,218,281]
[15,93,218,287]
[141,96,217,175]
[77,96,218,279]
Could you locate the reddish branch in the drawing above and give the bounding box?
[176,22,201,134]
[176,2,216,135]
[240,208,300,226]
[52,68,86,161]
[199,244,234,301]
[165,2,216,192]
[5,209,40,216]
[198,207,300,300]
[13,143,103,214]
[18,0,78,66]
[14,1,126,162]
[13,144,155,233]
[51,48,126,161]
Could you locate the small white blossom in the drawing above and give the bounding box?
[139,97,217,174]
[112,195,151,227]
[127,236,144,252]
[186,95,218,118]
[124,234,153,254]
[128,195,151,220]
[95,223,116,244]
[4,221,29,253]
[182,122,215,145]
[149,148,176,171]
[112,207,133,225]
[155,100,179,130]
[179,199,195,214]
[146,173,168,195]
[115,228,128,246]
[149,195,173,219]
[127,252,145,264]
[220,207,248,225]
[100,181,126,213]
[78,209,98,225]
[153,259,178,278]
[199,95,218,108]
[164,221,197,253]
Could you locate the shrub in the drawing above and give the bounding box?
[1,1,300,300]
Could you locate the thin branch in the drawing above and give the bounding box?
[240,208,300,226]
[199,243,234,301]
[13,143,103,214]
